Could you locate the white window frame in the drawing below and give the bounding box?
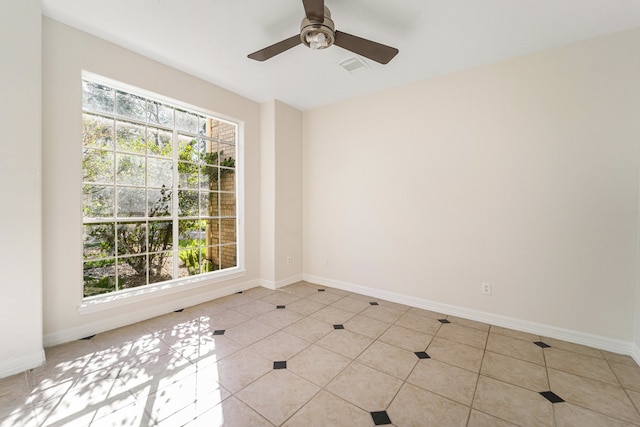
[78,72,245,314]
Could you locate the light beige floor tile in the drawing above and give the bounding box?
[378,325,433,352]
[236,370,319,425]
[138,310,200,333]
[467,410,517,427]
[285,298,326,316]
[407,307,446,319]
[330,297,372,314]
[260,292,301,306]
[360,305,405,323]
[541,337,603,358]
[316,330,373,359]
[0,373,30,416]
[481,351,549,392]
[1,407,39,427]
[256,309,304,330]
[232,299,277,317]
[448,316,491,332]
[309,306,356,324]
[41,340,96,367]
[323,286,353,296]
[545,347,618,385]
[279,283,319,298]
[282,317,334,343]
[427,337,485,372]
[288,345,351,387]
[211,348,272,393]
[186,300,227,317]
[282,390,372,427]
[173,332,242,363]
[357,341,418,380]
[200,310,250,331]
[344,315,391,339]
[326,362,403,411]
[601,350,639,368]
[248,331,309,361]
[387,383,470,427]
[223,319,277,346]
[472,376,554,427]
[489,326,540,342]
[554,402,637,427]
[215,293,256,309]
[437,323,488,349]
[408,358,478,405]
[627,389,640,413]
[185,396,273,427]
[305,291,344,305]
[242,286,279,300]
[486,333,544,365]
[375,300,410,312]
[394,312,442,335]
[548,368,640,424]
[611,362,640,392]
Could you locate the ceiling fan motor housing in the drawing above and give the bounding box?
[300,6,335,49]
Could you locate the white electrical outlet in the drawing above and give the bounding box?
[481,282,492,295]
[286,256,291,265]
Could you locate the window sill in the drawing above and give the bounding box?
[78,268,246,315]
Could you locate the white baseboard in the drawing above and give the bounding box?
[260,274,303,290]
[44,278,261,347]
[303,274,634,356]
[0,349,45,379]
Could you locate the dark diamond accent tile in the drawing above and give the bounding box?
[318,289,326,292]
[534,341,551,348]
[174,308,184,312]
[438,319,450,324]
[80,335,96,340]
[540,391,564,403]
[273,361,287,370]
[236,291,243,294]
[415,351,431,359]
[369,302,379,306]
[277,305,286,309]
[213,330,226,335]
[371,411,392,425]
[333,324,345,330]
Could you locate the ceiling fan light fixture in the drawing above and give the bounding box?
[307,32,328,50]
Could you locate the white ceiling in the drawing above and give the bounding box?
[41,0,640,111]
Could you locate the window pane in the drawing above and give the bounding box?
[219,122,236,143]
[178,190,199,217]
[178,249,201,277]
[176,109,198,133]
[220,244,237,269]
[118,255,147,289]
[201,246,219,272]
[178,162,198,189]
[219,169,235,192]
[149,252,173,284]
[147,127,172,157]
[178,135,198,162]
[147,101,173,127]
[148,220,173,252]
[116,153,145,186]
[84,259,116,297]
[83,148,114,184]
[148,188,172,217]
[179,219,202,247]
[83,185,114,219]
[219,143,236,166]
[83,114,114,149]
[83,223,115,259]
[200,116,216,138]
[220,192,235,217]
[116,91,146,121]
[221,219,236,244]
[200,165,218,191]
[147,158,172,188]
[116,121,146,154]
[200,192,219,217]
[117,187,146,217]
[199,138,218,166]
[203,218,219,245]
[117,222,147,256]
[82,81,114,114]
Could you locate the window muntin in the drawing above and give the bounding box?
[82,79,238,298]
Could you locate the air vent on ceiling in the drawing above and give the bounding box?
[339,57,368,73]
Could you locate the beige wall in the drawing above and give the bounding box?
[0,0,45,375]
[41,18,261,343]
[303,28,640,342]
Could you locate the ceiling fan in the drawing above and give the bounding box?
[248,0,399,64]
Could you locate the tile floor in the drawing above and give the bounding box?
[2,281,640,426]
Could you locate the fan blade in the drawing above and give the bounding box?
[248,35,301,61]
[334,31,399,64]
[302,0,324,21]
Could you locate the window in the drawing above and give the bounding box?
[82,76,239,299]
